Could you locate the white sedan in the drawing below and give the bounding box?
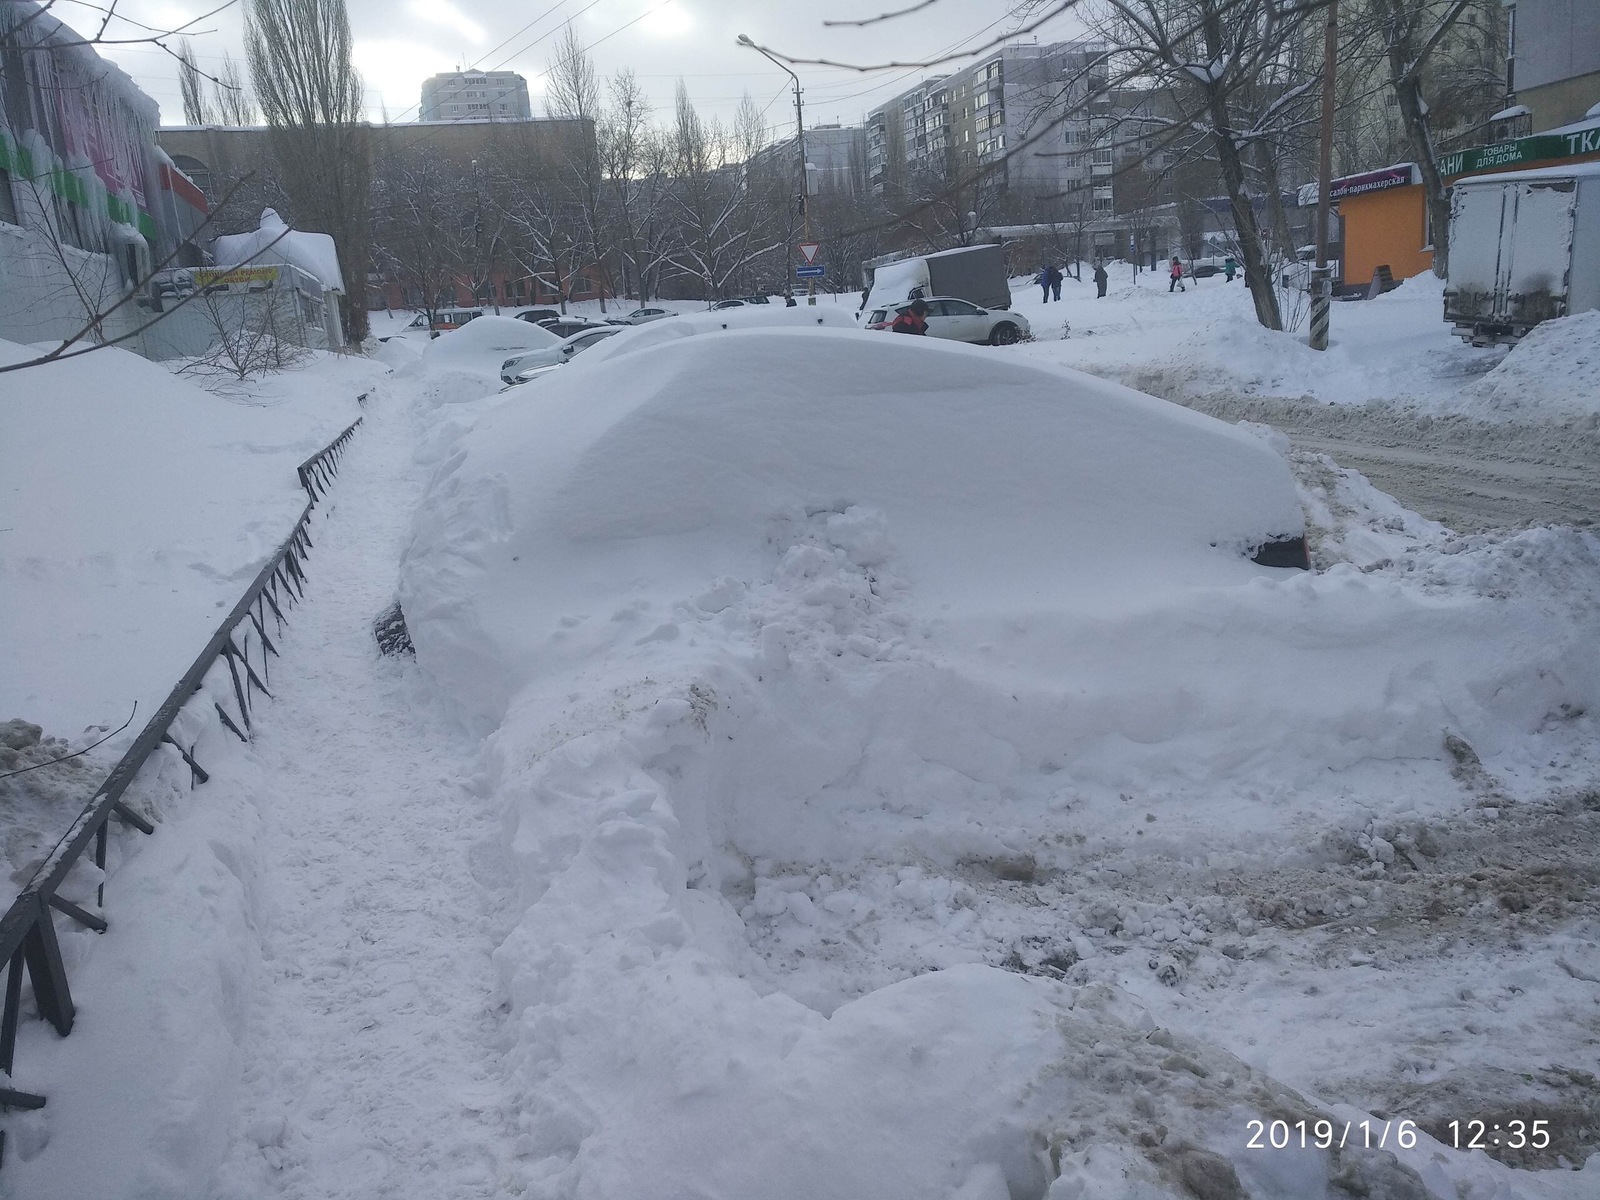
[864,297,1030,345]
[610,306,679,326]
[501,325,622,384]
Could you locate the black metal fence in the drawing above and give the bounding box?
[0,415,363,1164]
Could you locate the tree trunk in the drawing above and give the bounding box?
[1393,72,1451,278]
[1210,97,1283,329]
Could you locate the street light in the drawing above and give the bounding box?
[737,33,815,305]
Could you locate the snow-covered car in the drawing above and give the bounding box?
[500,325,622,384]
[709,296,772,310]
[864,297,1030,345]
[515,308,562,325]
[610,306,678,325]
[537,318,610,340]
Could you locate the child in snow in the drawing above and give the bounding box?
[1169,258,1185,292]
[1093,261,1108,298]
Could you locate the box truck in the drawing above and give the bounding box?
[1443,161,1600,346]
[864,244,1012,312]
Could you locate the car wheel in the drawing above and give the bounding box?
[989,322,1021,346]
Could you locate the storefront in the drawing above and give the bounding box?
[1323,117,1600,289]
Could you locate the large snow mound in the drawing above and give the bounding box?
[1462,309,1600,419]
[580,303,858,365]
[420,314,560,366]
[399,326,1304,724]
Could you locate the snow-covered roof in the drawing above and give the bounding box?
[1490,104,1531,122]
[4,0,159,129]
[213,210,345,293]
[1453,159,1600,187]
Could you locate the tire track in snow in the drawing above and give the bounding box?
[208,387,517,1199]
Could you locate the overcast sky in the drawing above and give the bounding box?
[58,0,1090,142]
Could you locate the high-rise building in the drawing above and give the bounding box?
[420,71,532,122]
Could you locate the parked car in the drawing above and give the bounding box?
[864,297,1030,345]
[407,307,483,334]
[610,306,678,325]
[710,295,772,310]
[501,325,623,385]
[515,308,562,325]
[538,318,611,340]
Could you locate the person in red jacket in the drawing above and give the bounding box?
[890,298,929,334]
[1169,257,1185,292]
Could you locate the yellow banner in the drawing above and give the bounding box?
[194,265,279,288]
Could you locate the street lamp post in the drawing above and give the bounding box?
[738,34,815,305]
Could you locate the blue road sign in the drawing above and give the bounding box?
[795,265,826,278]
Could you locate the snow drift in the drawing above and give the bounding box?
[400,325,1305,725]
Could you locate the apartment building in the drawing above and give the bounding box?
[420,71,533,122]
[865,41,1104,204]
[748,123,867,197]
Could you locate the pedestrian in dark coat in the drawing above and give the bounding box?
[1093,261,1108,298]
[1049,264,1063,301]
[1038,267,1052,302]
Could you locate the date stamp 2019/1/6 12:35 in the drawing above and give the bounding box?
[1244,1118,1552,1152]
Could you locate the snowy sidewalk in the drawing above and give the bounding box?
[201,390,516,1198]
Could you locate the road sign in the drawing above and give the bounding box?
[797,241,821,264]
[795,265,825,278]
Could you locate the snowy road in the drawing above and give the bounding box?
[204,390,517,1199]
[1175,394,1600,533]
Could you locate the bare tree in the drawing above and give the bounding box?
[1086,0,1325,330]
[544,25,609,310]
[178,38,207,125]
[1360,0,1473,277]
[664,82,779,300]
[213,53,257,126]
[246,0,371,342]
[371,148,471,328]
[597,69,652,301]
[177,275,311,390]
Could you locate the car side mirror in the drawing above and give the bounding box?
[562,344,576,355]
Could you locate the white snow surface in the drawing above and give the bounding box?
[0,338,374,737]
[213,209,346,293]
[3,280,1599,1199]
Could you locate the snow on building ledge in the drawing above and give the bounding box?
[214,209,345,294]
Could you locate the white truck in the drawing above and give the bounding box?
[863,244,1012,312]
[1443,161,1600,346]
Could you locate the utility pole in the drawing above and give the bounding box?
[739,34,816,305]
[1309,0,1339,351]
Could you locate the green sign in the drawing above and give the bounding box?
[1439,123,1600,179]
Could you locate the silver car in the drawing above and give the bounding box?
[501,326,622,385]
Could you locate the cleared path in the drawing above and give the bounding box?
[206,388,518,1199]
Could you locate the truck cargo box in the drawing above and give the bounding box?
[1443,161,1600,346]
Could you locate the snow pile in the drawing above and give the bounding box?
[409,315,562,399]
[1461,310,1600,419]
[0,338,372,738]
[397,326,1600,1195]
[213,209,345,294]
[579,304,858,366]
[399,327,1304,725]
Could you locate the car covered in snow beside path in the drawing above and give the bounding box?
[500,325,622,384]
[864,297,1030,345]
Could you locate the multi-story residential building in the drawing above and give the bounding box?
[865,41,1105,204]
[420,71,532,122]
[748,123,867,197]
[1508,0,1600,131]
